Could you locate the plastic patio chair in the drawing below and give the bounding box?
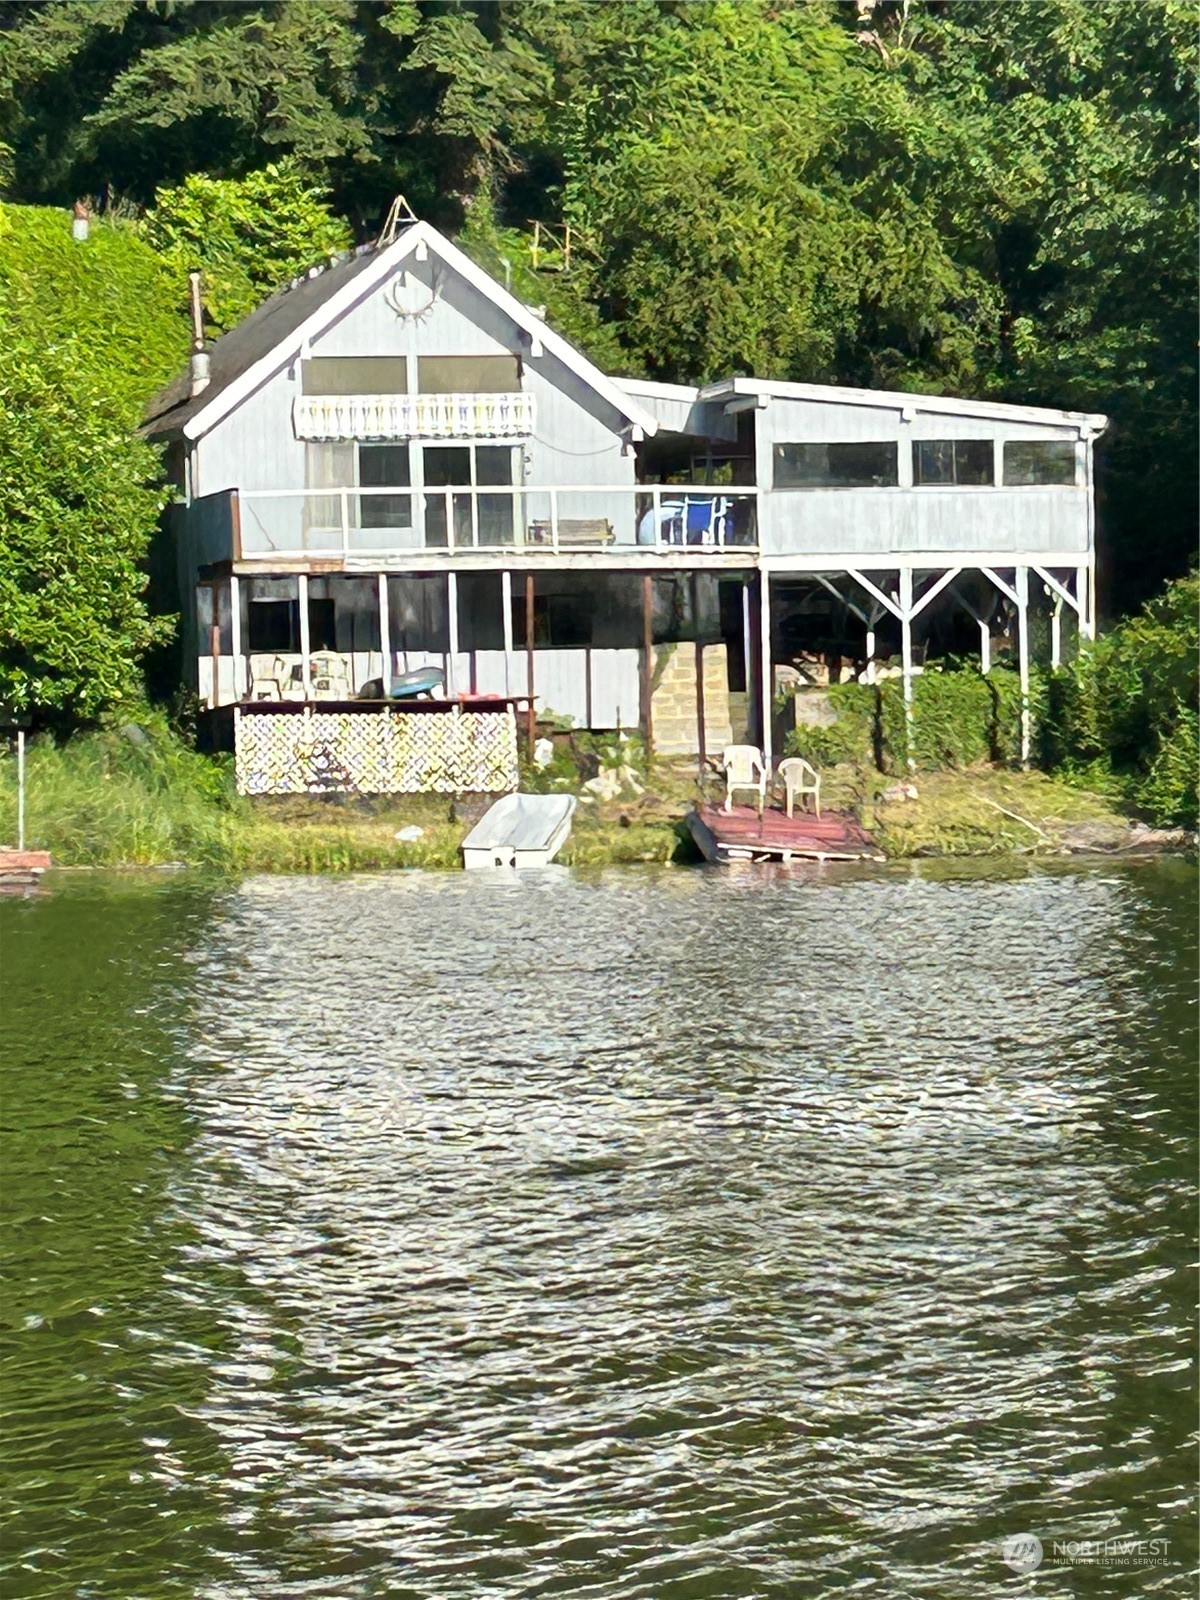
[721,745,768,815]
[309,651,353,700]
[776,756,821,819]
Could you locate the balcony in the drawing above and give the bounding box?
[229,484,759,561]
[292,391,536,441]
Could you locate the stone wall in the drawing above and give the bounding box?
[650,643,734,756]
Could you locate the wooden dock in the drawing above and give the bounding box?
[686,804,883,865]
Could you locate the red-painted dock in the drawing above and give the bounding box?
[687,804,882,864]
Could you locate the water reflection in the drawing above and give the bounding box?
[2,863,1196,1597]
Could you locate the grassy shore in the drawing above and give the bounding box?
[0,719,1178,874]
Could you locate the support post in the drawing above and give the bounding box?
[640,573,654,760]
[525,572,536,756]
[16,729,25,852]
[759,569,773,769]
[865,626,876,685]
[298,573,311,698]
[377,572,390,694]
[1050,593,1063,670]
[900,567,915,772]
[1016,565,1031,765]
[446,570,459,699]
[691,573,706,775]
[501,570,514,697]
[209,588,220,711]
[229,573,241,701]
[1080,564,1095,641]
[979,618,991,677]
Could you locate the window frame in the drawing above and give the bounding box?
[1002,439,1079,488]
[911,438,996,488]
[773,441,900,490]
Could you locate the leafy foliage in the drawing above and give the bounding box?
[0,205,186,722]
[1039,572,1198,826]
[142,161,352,331]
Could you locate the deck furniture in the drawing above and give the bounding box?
[528,517,615,547]
[721,744,768,815]
[776,756,821,819]
[309,651,354,700]
[247,653,291,701]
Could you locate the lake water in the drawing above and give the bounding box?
[1,860,1196,1598]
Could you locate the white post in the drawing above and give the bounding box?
[445,489,455,552]
[652,485,662,545]
[549,487,559,552]
[339,487,350,557]
[446,570,459,698]
[377,572,390,694]
[760,570,773,768]
[229,573,242,701]
[1050,592,1063,669]
[1079,564,1095,641]
[16,729,25,852]
[1017,565,1031,764]
[298,572,311,698]
[501,570,514,697]
[865,626,876,685]
[979,618,991,677]
[900,567,915,771]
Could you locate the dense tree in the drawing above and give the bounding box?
[0,205,184,721]
[0,0,1194,612]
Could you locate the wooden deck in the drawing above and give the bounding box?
[687,803,882,864]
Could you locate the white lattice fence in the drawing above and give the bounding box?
[235,708,519,796]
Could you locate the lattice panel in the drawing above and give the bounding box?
[235,708,518,796]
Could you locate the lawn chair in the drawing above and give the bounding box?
[309,651,353,700]
[776,756,821,819]
[721,744,768,815]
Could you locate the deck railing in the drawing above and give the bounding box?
[232,484,760,558]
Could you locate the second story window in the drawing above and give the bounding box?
[418,355,520,393]
[774,442,898,489]
[1004,440,1078,486]
[912,439,995,486]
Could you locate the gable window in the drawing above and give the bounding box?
[774,442,898,489]
[912,439,994,486]
[302,357,408,395]
[1003,440,1077,486]
[418,355,520,393]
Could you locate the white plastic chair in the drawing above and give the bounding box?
[721,745,768,814]
[776,756,821,819]
[309,651,353,700]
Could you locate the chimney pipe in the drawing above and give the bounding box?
[187,271,210,397]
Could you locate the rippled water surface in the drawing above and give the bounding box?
[2,861,1196,1597]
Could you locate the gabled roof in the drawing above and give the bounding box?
[698,377,1108,434]
[144,220,659,441]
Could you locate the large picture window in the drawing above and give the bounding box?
[912,439,994,486]
[1003,440,1077,486]
[774,442,898,489]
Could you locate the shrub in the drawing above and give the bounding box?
[783,683,875,767]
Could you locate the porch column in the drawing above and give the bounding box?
[1079,564,1096,641]
[759,569,773,768]
[377,573,390,693]
[501,570,514,697]
[446,570,459,698]
[691,573,706,775]
[229,574,242,702]
[298,572,311,698]
[1016,565,1031,764]
[900,567,915,771]
[640,573,654,759]
[525,573,536,755]
[1050,591,1064,670]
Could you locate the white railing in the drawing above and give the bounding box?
[293,391,536,441]
[231,484,760,558]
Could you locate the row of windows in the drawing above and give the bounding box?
[773,439,1078,489]
[301,354,520,396]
